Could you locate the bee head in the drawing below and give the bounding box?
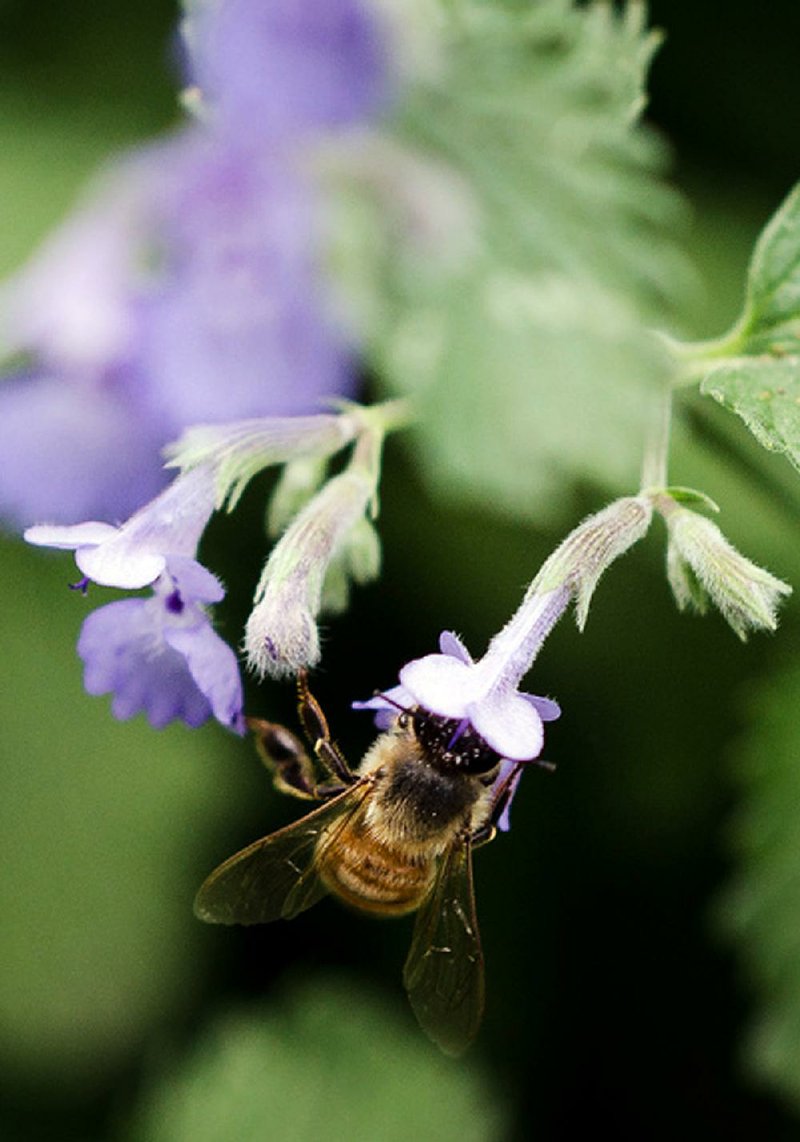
[410,710,501,776]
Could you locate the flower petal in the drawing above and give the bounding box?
[523,693,561,722]
[1,372,168,529]
[186,0,386,140]
[78,598,216,729]
[76,545,167,589]
[72,466,218,589]
[165,622,244,733]
[438,630,473,664]
[467,692,544,761]
[165,555,225,605]
[399,653,476,718]
[24,521,119,550]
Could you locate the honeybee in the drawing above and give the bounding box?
[194,671,541,1055]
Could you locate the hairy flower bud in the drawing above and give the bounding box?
[531,495,654,629]
[243,401,408,678]
[245,467,375,678]
[663,506,791,639]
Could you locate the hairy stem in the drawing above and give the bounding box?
[640,383,673,490]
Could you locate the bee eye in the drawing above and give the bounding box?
[397,712,409,730]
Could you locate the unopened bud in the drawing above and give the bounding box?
[664,506,791,639]
[532,496,654,629]
[245,469,374,678]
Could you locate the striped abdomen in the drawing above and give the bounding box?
[315,814,437,917]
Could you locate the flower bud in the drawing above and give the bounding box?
[664,507,791,639]
[531,495,653,629]
[267,455,329,537]
[245,468,374,677]
[166,413,358,510]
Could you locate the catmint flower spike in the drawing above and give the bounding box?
[392,496,653,763]
[244,408,399,678]
[660,502,791,639]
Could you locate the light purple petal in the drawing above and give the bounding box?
[438,630,473,664]
[186,0,387,140]
[467,692,544,762]
[76,546,166,589]
[165,621,244,734]
[73,466,217,588]
[24,521,119,550]
[165,555,225,604]
[399,653,475,718]
[113,465,217,559]
[523,693,561,722]
[78,598,216,729]
[138,141,356,433]
[0,157,154,370]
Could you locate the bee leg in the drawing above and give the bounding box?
[295,669,358,787]
[247,716,328,802]
[472,761,529,847]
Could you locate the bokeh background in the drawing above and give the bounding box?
[2,1,800,1138]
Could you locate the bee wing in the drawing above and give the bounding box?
[194,782,370,926]
[402,833,484,1056]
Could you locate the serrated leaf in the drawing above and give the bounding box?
[683,183,800,469]
[739,183,800,356]
[700,358,800,472]
[333,0,690,523]
[719,659,800,1108]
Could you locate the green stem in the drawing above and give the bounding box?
[640,383,673,490]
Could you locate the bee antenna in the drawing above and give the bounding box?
[372,689,434,724]
[372,689,410,713]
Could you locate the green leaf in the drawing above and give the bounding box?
[683,183,800,468]
[719,658,800,1108]
[700,358,800,473]
[738,183,800,357]
[127,980,507,1142]
[661,486,720,511]
[331,0,690,523]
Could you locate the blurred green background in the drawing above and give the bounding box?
[2,1,800,1139]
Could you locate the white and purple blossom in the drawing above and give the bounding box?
[0,0,389,529]
[355,624,562,761]
[357,496,657,826]
[24,465,218,589]
[24,466,244,733]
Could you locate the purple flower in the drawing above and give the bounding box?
[355,496,660,829]
[0,369,167,527]
[0,0,388,529]
[136,135,356,437]
[355,626,561,833]
[78,559,244,732]
[24,465,218,588]
[357,627,561,760]
[24,466,244,732]
[185,0,387,141]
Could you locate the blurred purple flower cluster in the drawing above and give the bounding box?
[11,0,389,733]
[0,0,387,528]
